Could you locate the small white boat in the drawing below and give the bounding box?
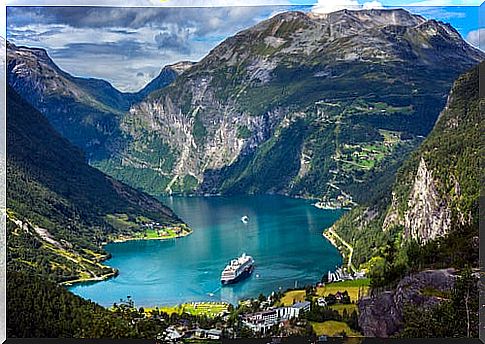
[241,216,249,224]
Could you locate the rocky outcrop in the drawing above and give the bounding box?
[358,269,456,337]
[403,158,452,242]
[382,157,453,242]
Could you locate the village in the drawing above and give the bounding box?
[140,221,189,238]
[142,265,368,342]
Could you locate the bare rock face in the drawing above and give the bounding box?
[358,269,456,337]
[357,291,401,337]
[403,158,452,242]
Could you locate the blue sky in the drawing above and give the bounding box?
[6,2,484,91]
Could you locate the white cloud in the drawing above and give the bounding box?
[362,1,384,9]
[311,0,360,14]
[466,28,485,50]
[311,0,384,14]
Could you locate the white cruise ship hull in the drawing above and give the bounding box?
[221,263,254,285]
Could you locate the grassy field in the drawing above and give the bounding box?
[316,279,370,302]
[279,279,370,306]
[145,302,229,318]
[135,228,180,239]
[280,290,307,306]
[310,320,361,337]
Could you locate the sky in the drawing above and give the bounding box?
[5,1,484,92]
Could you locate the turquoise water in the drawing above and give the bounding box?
[69,195,343,306]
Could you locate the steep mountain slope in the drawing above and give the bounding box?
[330,62,482,272]
[134,61,195,100]
[6,86,184,283]
[7,271,134,338]
[94,9,483,201]
[6,42,181,160]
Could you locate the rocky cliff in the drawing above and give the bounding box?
[358,269,456,337]
[382,62,481,243]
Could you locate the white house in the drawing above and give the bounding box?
[164,326,182,341]
[207,329,222,340]
[317,297,328,307]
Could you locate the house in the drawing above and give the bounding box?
[164,326,182,341]
[291,301,310,317]
[242,309,279,333]
[242,301,311,334]
[317,297,328,307]
[207,329,222,340]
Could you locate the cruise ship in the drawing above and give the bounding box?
[221,253,254,285]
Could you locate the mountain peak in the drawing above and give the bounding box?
[308,8,425,27]
[134,61,195,100]
[166,61,196,75]
[7,43,58,72]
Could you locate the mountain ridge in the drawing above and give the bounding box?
[6,9,484,205]
[7,41,182,161]
[93,8,483,200]
[330,61,482,273]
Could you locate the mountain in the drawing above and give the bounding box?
[7,9,484,202]
[6,86,184,283]
[134,61,195,100]
[330,61,482,277]
[91,9,483,201]
[6,42,181,161]
[7,42,129,160]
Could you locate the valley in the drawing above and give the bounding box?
[5,6,483,340]
[8,9,483,208]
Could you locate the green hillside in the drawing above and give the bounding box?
[7,86,184,283]
[330,62,483,285]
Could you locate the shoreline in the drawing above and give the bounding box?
[166,191,322,202]
[322,227,356,273]
[66,196,345,303]
[61,270,118,287]
[63,225,193,287]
